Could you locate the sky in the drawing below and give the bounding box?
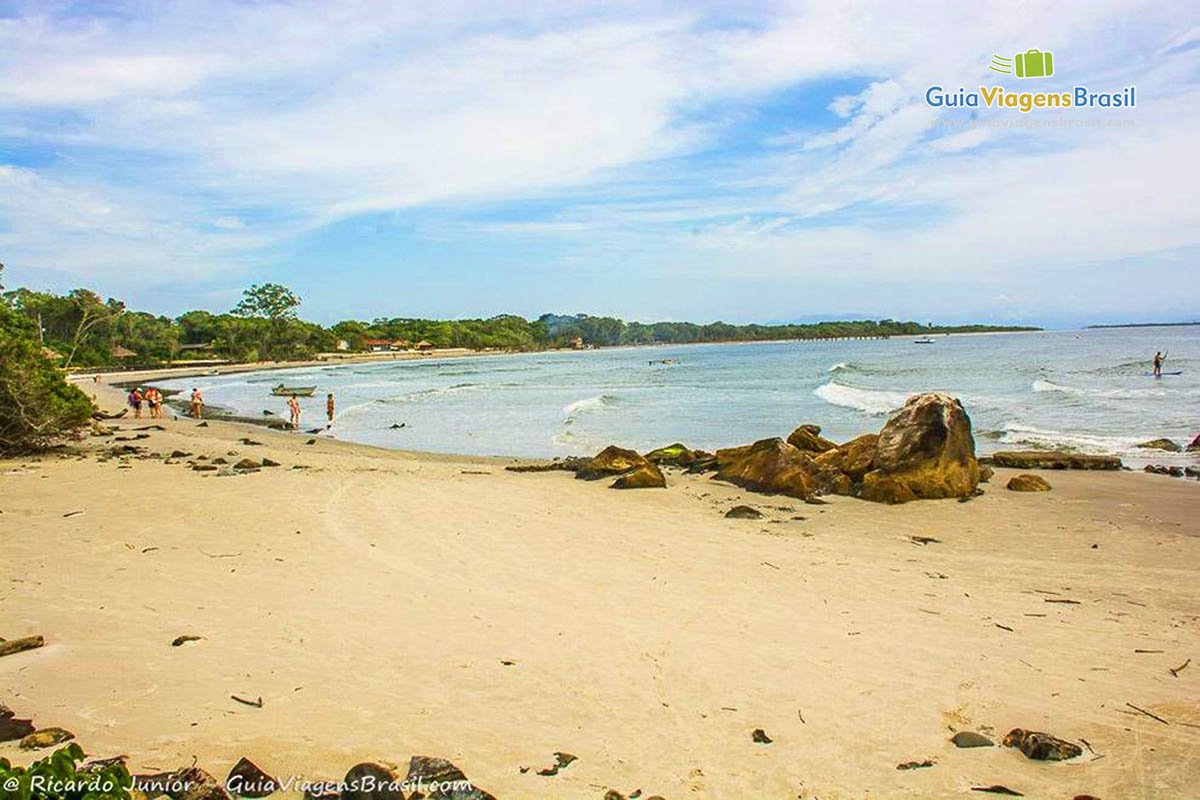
[1,0,1197,329]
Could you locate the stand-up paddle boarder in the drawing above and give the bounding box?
[1153,350,1167,378]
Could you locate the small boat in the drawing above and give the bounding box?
[271,384,317,397]
[914,338,935,344]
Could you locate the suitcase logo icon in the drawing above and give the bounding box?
[989,49,1054,79]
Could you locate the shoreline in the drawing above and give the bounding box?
[3,382,1198,798]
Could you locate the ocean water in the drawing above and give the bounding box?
[157,326,1200,464]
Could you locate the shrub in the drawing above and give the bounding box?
[0,742,132,800]
[0,304,94,455]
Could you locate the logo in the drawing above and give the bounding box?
[990,49,1055,79]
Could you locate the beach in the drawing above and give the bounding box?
[2,382,1198,799]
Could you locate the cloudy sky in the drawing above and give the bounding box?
[1,0,1197,327]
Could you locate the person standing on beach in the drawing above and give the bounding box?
[1153,351,1166,377]
[145,387,157,419]
[326,393,335,428]
[129,388,143,419]
[190,387,204,419]
[288,394,301,429]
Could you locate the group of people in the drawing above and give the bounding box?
[126,386,166,419]
[284,392,335,430]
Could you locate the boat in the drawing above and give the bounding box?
[270,384,317,397]
[913,338,935,344]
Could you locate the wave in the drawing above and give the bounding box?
[376,382,485,404]
[996,422,1145,454]
[562,394,618,425]
[1032,378,1085,395]
[812,380,909,415]
[828,362,853,374]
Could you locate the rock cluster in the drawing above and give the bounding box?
[983,451,1122,470]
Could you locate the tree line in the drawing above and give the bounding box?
[1,279,1040,369]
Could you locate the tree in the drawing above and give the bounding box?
[0,278,93,454]
[232,283,301,322]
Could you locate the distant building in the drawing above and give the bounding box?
[415,340,435,351]
[571,336,584,350]
[335,339,350,351]
[111,345,138,359]
[178,341,215,353]
[364,338,393,352]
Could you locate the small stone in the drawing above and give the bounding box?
[1006,474,1051,492]
[950,730,993,748]
[341,763,403,800]
[193,464,218,472]
[725,505,762,519]
[233,458,261,470]
[262,458,281,467]
[170,450,191,458]
[1002,728,1083,761]
[751,728,772,743]
[19,726,75,749]
[896,759,934,770]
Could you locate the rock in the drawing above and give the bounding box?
[859,393,979,503]
[535,752,578,776]
[603,791,626,800]
[644,443,697,467]
[225,758,278,798]
[751,728,772,744]
[19,726,74,749]
[0,715,35,742]
[1007,474,1051,492]
[785,424,838,453]
[341,763,404,800]
[724,505,762,519]
[170,450,191,458]
[193,464,218,472]
[233,458,261,470]
[261,458,281,467]
[212,457,228,465]
[950,731,993,748]
[1187,434,1200,452]
[1186,466,1200,479]
[1136,438,1181,452]
[405,756,497,800]
[171,766,232,800]
[1002,728,1082,761]
[0,703,11,719]
[576,446,650,480]
[1144,464,1169,475]
[979,465,994,483]
[506,457,588,473]
[1168,466,1184,478]
[896,759,934,770]
[713,438,817,499]
[171,635,203,647]
[685,451,719,473]
[858,477,917,504]
[611,463,666,489]
[984,451,1121,470]
[831,434,879,482]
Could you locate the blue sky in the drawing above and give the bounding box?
[1,1,1198,328]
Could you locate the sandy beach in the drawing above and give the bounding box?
[2,383,1198,799]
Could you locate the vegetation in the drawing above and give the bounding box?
[2,276,1040,370]
[0,743,132,800]
[0,266,94,454]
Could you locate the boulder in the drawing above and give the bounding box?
[979,465,994,483]
[1136,438,1181,452]
[858,393,979,503]
[19,726,74,749]
[341,763,404,800]
[171,766,233,800]
[950,731,994,748]
[1007,474,1051,492]
[1187,434,1200,452]
[225,758,278,798]
[644,443,697,467]
[576,446,650,481]
[611,463,666,489]
[713,438,817,499]
[984,451,1121,470]
[405,756,497,800]
[1002,728,1082,761]
[233,458,261,470]
[685,450,718,473]
[831,434,879,482]
[786,424,838,454]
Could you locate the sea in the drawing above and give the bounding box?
[157,326,1199,465]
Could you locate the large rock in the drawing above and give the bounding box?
[0,715,35,742]
[858,393,979,503]
[1136,438,1181,452]
[713,438,817,499]
[786,424,838,454]
[576,446,650,481]
[611,463,666,489]
[984,451,1122,470]
[404,756,496,800]
[1007,474,1051,492]
[813,434,878,482]
[643,443,697,467]
[1187,434,1200,452]
[225,758,278,798]
[341,763,404,800]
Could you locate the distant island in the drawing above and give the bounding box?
[1,274,1041,370]
[1087,321,1199,329]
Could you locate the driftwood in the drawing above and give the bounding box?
[0,635,45,658]
[231,695,263,708]
[1126,702,1169,724]
[1169,658,1191,678]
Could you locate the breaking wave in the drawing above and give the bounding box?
[812,380,909,415]
[563,394,618,425]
